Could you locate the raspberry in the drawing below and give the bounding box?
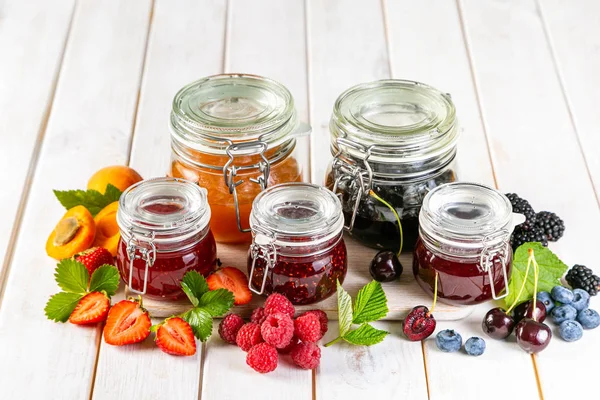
[291,342,321,370]
[301,310,328,335]
[246,343,278,373]
[236,322,264,352]
[264,293,295,318]
[261,313,294,349]
[218,314,245,344]
[251,307,267,325]
[294,313,323,343]
[278,335,301,354]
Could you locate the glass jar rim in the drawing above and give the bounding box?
[117,177,211,244]
[330,79,459,164]
[170,74,303,155]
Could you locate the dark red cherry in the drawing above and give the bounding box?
[370,250,403,282]
[403,305,436,341]
[515,318,552,354]
[513,300,546,323]
[482,307,515,340]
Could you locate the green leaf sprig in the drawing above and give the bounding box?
[53,184,122,216]
[45,259,120,322]
[325,280,389,347]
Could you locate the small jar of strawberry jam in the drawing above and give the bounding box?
[247,183,347,305]
[413,182,513,306]
[116,177,217,301]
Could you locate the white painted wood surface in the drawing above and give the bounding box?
[1,0,599,399]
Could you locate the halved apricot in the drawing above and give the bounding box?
[92,201,120,256]
[87,165,143,194]
[46,206,96,260]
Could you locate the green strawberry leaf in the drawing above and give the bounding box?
[54,259,89,294]
[53,185,122,216]
[343,323,389,346]
[181,308,213,341]
[103,184,122,203]
[352,280,388,324]
[198,289,235,317]
[181,271,209,307]
[89,265,120,297]
[45,292,84,322]
[336,280,353,336]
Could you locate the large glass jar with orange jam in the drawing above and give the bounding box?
[169,74,309,243]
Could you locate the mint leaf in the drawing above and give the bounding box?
[53,186,121,216]
[44,292,84,322]
[343,323,388,346]
[503,242,569,308]
[198,289,234,317]
[54,259,89,293]
[181,308,213,341]
[336,280,353,336]
[181,271,209,306]
[89,265,120,296]
[352,280,388,324]
[103,184,122,203]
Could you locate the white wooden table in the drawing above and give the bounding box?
[1,1,599,399]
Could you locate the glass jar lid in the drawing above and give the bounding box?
[170,74,304,155]
[330,79,458,165]
[250,183,344,247]
[117,177,211,244]
[419,182,512,252]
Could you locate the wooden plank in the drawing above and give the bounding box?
[0,1,152,398]
[92,1,227,399]
[0,0,74,284]
[459,0,600,398]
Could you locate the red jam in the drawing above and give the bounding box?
[247,238,347,305]
[413,238,512,306]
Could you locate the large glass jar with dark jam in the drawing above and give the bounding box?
[325,80,459,253]
[413,182,514,306]
[169,74,310,244]
[116,178,217,301]
[247,183,347,305]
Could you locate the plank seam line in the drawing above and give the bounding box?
[303,0,312,183]
[0,0,78,310]
[531,354,545,400]
[420,341,431,400]
[535,0,600,210]
[198,341,208,399]
[380,0,394,78]
[222,0,232,73]
[87,324,103,400]
[455,0,499,190]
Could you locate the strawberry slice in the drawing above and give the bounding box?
[207,267,252,305]
[74,247,114,276]
[155,317,197,356]
[69,292,110,325]
[103,298,151,345]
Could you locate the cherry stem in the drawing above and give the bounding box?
[505,251,532,314]
[369,190,403,256]
[531,249,539,322]
[427,271,439,316]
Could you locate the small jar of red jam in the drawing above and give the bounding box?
[247,183,347,305]
[413,182,514,306]
[116,177,217,301]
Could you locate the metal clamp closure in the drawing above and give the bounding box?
[331,137,374,231]
[223,141,271,233]
[248,229,277,295]
[479,229,510,300]
[126,227,157,295]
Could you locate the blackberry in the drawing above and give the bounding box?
[535,211,565,241]
[566,265,600,296]
[505,193,537,229]
[510,226,548,250]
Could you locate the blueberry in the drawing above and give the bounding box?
[558,320,583,342]
[570,289,590,311]
[551,304,578,324]
[537,291,555,313]
[577,309,600,329]
[435,329,462,352]
[464,337,486,356]
[551,286,574,304]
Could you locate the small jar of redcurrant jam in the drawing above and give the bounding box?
[413,182,513,306]
[116,177,217,301]
[247,183,347,305]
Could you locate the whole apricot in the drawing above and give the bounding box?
[93,201,120,256]
[87,165,142,194]
[46,206,96,260]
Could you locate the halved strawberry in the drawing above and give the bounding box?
[206,267,252,305]
[155,317,197,356]
[69,292,110,325]
[103,298,151,345]
[74,247,114,276]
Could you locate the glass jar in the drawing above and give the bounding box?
[116,177,217,301]
[247,183,347,305]
[169,74,310,244]
[413,182,513,306]
[325,80,459,253]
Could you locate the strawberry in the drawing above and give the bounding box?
[69,292,110,325]
[103,298,151,345]
[74,247,114,276]
[207,267,252,305]
[155,317,197,356]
